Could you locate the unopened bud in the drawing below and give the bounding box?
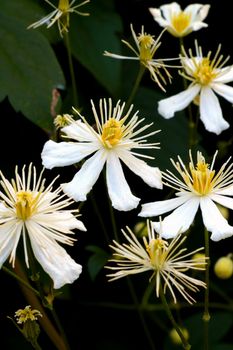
[214,255,233,279]
[169,327,189,345]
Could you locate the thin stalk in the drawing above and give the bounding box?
[125,64,145,110]
[63,32,78,107]
[203,228,210,350]
[159,287,191,350]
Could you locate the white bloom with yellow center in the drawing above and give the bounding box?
[0,164,86,289]
[139,151,233,241]
[149,2,210,37]
[106,221,206,304]
[28,0,90,37]
[41,99,162,211]
[158,42,233,134]
[104,24,179,92]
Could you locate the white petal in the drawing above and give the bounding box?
[27,221,82,289]
[62,120,98,142]
[200,197,233,241]
[34,212,87,233]
[211,83,233,103]
[185,4,210,22]
[149,8,169,27]
[210,193,233,210]
[106,152,140,211]
[214,66,233,83]
[158,85,200,119]
[118,150,163,189]
[62,150,107,202]
[200,87,229,134]
[191,22,208,31]
[41,140,98,169]
[139,194,192,217]
[0,221,22,267]
[152,197,200,238]
[160,3,181,21]
[215,185,233,196]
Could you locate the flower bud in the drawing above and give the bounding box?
[169,327,189,345]
[214,255,233,279]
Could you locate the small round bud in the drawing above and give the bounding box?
[169,327,189,345]
[214,256,233,279]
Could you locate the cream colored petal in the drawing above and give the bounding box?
[158,84,200,118]
[41,140,98,169]
[34,212,86,233]
[62,150,107,202]
[215,185,233,196]
[160,2,181,22]
[210,194,233,211]
[200,197,233,241]
[27,220,82,289]
[214,66,233,83]
[62,120,98,142]
[106,152,140,211]
[200,87,229,134]
[211,83,233,103]
[152,197,200,238]
[0,220,22,267]
[149,8,169,27]
[118,150,162,189]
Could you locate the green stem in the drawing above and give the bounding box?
[125,65,145,110]
[203,228,210,350]
[63,33,78,107]
[160,287,191,350]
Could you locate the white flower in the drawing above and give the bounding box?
[149,2,210,37]
[28,0,90,37]
[0,164,86,289]
[106,220,206,304]
[139,150,233,241]
[41,98,162,211]
[104,24,179,92]
[158,42,233,135]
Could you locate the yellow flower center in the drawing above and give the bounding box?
[183,159,216,195]
[58,0,70,11]
[15,306,42,324]
[15,191,38,221]
[101,118,123,148]
[147,238,167,268]
[171,12,191,35]
[138,34,154,61]
[193,58,217,85]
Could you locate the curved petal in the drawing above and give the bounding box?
[191,22,208,31]
[200,87,229,134]
[62,150,107,202]
[210,193,233,210]
[160,3,181,21]
[139,194,192,217]
[26,221,82,289]
[186,4,210,21]
[214,66,233,83]
[200,197,233,241]
[149,8,169,27]
[106,152,140,211]
[0,220,22,267]
[152,197,200,238]
[62,120,98,142]
[41,140,98,169]
[118,150,162,189]
[158,84,200,119]
[211,83,233,103]
[215,185,233,196]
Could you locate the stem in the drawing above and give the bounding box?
[125,64,145,110]
[203,228,210,350]
[50,309,71,350]
[159,287,191,350]
[63,33,78,107]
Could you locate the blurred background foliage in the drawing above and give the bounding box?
[1,0,233,349]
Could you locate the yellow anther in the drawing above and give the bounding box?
[101,118,123,148]
[15,191,36,221]
[171,12,191,35]
[193,58,217,85]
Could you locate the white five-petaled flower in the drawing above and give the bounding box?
[28,0,90,37]
[106,220,206,304]
[41,98,163,211]
[139,151,233,241]
[158,42,233,135]
[0,164,86,289]
[104,24,179,92]
[149,2,210,38]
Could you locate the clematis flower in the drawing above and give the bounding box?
[139,150,233,241]
[106,220,206,304]
[149,2,210,38]
[0,164,86,289]
[158,42,233,135]
[28,0,90,37]
[104,24,179,92]
[41,98,162,211]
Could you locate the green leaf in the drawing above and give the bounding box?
[212,345,233,350]
[0,12,65,132]
[70,0,123,96]
[86,245,110,281]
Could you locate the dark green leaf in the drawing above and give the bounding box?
[70,0,123,96]
[86,245,110,281]
[0,12,65,132]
